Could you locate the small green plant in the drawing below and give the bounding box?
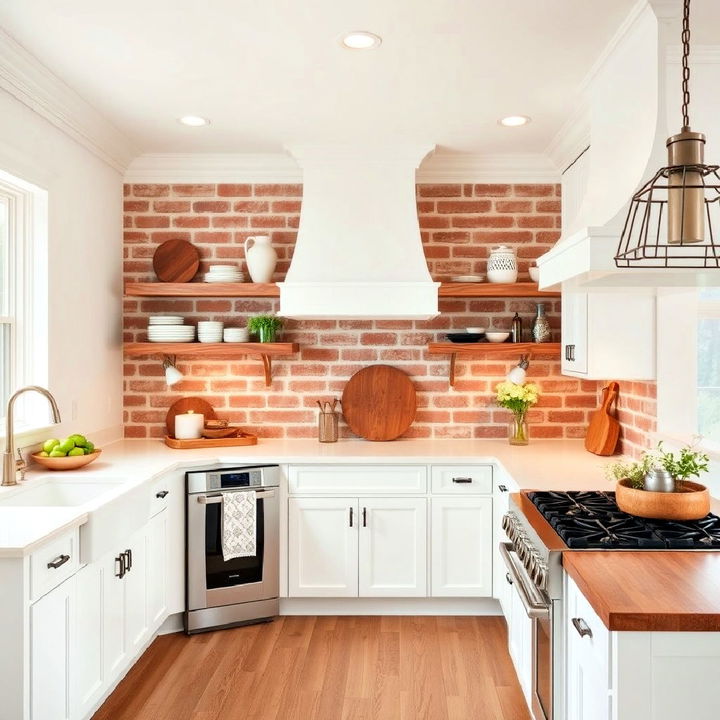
[654,440,709,490]
[605,454,657,489]
[247,315,283,343]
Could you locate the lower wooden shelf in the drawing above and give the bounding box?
[123,342,299,386]
[427,342,561,387]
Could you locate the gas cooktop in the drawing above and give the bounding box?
[528,490,720,549]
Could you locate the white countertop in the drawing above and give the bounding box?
[0,438,614,557]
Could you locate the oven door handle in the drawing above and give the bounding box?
[197,489,276,504]
[499,542,550,620]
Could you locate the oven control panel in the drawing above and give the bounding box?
[187,464,281,494]
[209,469,263,489]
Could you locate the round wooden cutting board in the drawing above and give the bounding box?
[165,397,217,437]
[152,239,200,282]
[341,365,417,441]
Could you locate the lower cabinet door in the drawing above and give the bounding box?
[72,565,103,718]
[358,497,427,597]
[431,496,492,597]
[103,547,128,679]
[124,526,149,654]
[288,497,359,597]
[30,577,75,720]
[507,582,532,698]
[146,509,168,629]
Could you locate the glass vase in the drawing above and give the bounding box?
[508,413,529,446]
[258,325,277,343]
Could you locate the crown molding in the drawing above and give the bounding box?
[125,151,560,184]
[0,28,138,172]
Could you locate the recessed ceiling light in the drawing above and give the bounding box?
[340,31,382,50]
[178,115,210,127]
[499,115,531,127]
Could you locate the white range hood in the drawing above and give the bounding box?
[538,1,720,289]
[278,144,439,319]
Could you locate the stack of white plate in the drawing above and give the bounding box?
[204,265,244,283]
[148,315,184,326]
[198,321,224,343]
[147,325,195,343]
[223,327,250,343]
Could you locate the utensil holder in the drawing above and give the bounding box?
[318,411,339,443]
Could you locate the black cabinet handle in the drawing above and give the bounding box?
[362,507,367,527]
[505,572,513,585]
[452,477,472,484]
[349,507,353,527]
[124,548,133,572]
[47,554,70,570]
[498,484,508,492]
[572,617,593,638]
[156,490,169,499]
[115,554,126,579]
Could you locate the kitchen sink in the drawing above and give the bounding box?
[0,479,125,507]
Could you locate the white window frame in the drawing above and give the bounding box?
[0,168,48,439]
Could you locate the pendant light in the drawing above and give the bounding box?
[506,355,530,385]
[615,0,720,269]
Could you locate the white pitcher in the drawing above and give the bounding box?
[244,235,278,283]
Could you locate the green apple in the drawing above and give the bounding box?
[38,451,49,457]
[57,438,75,454]
[49,448,67,457]
[68,447,85,457]
[82,441,95,453]
[42,438,60,453]
[69,434,87,446]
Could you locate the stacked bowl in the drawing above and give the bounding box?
[204,264,244,283]
[198,321,224,343]
[148,316,195,343]
[223,327,250,343]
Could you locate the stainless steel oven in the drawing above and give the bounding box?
[185,464,280,634]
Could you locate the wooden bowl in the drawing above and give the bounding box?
[615,478,710,520]
[31,449,102,471]
[201,427,239,439]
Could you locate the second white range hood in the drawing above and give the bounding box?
[277,144,439,319]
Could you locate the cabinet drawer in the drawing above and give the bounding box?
[567,574,610,676]
[149,477,172,517]
[289,465,427,494]
[30,528,79,603]
[431,465,492,494]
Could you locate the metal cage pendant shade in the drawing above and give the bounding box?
[614,0,720,269]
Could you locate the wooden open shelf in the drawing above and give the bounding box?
[123,342,299,386]
[428,341,562,387]
[439,282,559,298]
[124,282,279,297]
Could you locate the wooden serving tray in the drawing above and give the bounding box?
[164,433,258,449]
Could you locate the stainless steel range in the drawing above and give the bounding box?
[502,490,720,720]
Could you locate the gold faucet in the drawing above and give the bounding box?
[2,386,62,486]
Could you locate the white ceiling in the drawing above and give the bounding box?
[0,0,670,157]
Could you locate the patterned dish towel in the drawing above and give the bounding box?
[221,490,256,560]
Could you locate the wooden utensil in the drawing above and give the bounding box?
[584,381,620,456]
[341,365,416,441]
[164,432,257,449]
[165,397,217,437]
[152,239,200,282]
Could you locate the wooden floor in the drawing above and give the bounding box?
[93,616,531,720]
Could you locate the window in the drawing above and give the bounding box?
[697,288,720,445]
[0,169,48,433]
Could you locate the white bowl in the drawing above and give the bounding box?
[148,315,184,325]
[529,266,540,283]
[466,327,486,334]
[207,265,237,272]
[485,331,510,343]
[198,321,223,328]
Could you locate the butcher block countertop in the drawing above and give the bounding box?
[563,551,720,632]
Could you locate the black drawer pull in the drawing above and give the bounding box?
[498,484,508,492]
[47,554,70,570]
[115,554,126,579]
[452,477,472,484]
[572,617,593,638]
[124,548,133,572]
[156,490,169,499]
[362,507,367,527]
[505,572,513,585]
[349,507,353,527]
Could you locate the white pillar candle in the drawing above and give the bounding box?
[174,410,204,439]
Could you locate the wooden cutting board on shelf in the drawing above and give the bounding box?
[165,397,216,437]
[584,381,620,456]
[341,365,416,441]
[152,239,200,282]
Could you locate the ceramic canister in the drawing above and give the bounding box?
[487,245,518,283]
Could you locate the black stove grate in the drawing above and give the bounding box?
[528,491,720,549]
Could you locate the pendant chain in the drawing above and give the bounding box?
[681,0,691,128]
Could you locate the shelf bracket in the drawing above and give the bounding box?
[449,353,457,388]
[261,354,272,387]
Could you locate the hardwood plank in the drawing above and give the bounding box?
[439,282,559,298]
[124,341,299,357]
[92,616,531,720]
[427,341,561,357]
[125,282,280,297]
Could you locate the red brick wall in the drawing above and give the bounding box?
[123,182,603,440]
[616,381,657,457]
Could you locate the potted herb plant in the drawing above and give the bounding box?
[495,380,540,446]
[247,315,283,343]
[606,441,711,520]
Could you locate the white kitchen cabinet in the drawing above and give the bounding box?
[359,497,426,597]
[493,474,518,615]
[506,579,533,698]
[561,286,655,379]
[288,497,359,597]
[124,525,148,655]
[431,496,492,597]
[146,508,168,627]
[102,546,127,680]
[72,565,103,718]
[30,576,74,720]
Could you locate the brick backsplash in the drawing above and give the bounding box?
[616,381,657,457]
[123,182,606,441]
